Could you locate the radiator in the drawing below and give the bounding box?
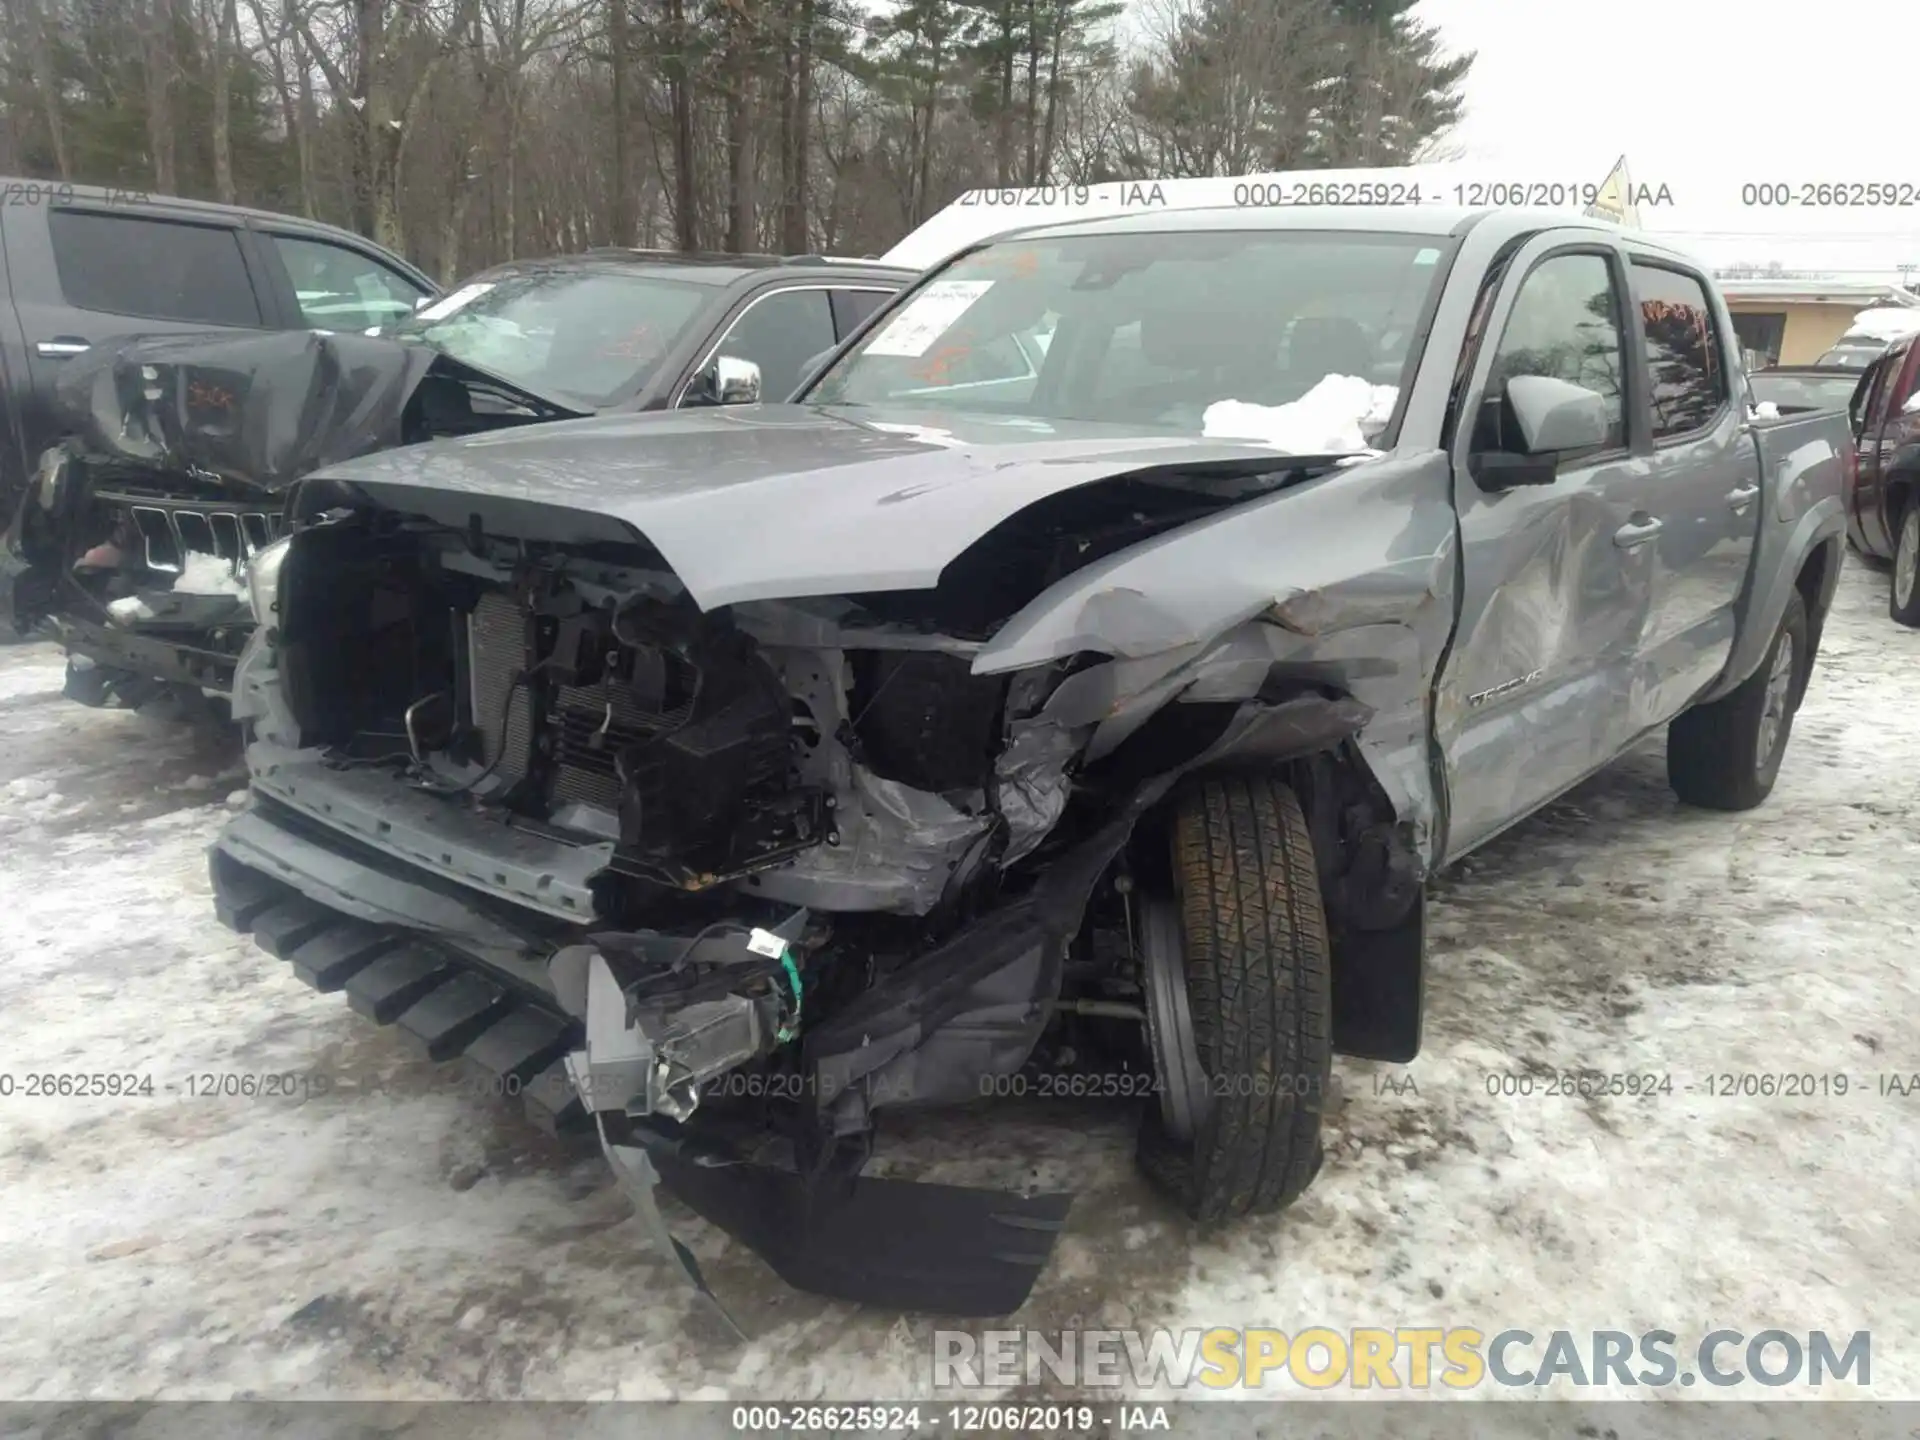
[466,589,701,813]
[468,591,535,778]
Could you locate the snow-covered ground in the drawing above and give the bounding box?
[2,559,1917,1405]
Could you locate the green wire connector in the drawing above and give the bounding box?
[774,948,804,1043]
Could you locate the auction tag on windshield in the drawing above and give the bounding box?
[863,280,995,357]
[413,281,496,322]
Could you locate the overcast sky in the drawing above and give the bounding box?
[1412,0,1918,278]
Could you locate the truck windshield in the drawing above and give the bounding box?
[386,269,715,409]
[806,228,1451,442]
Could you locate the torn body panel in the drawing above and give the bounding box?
[52,328,576,488]
[973,447,1460,866]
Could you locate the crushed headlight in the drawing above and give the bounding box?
[247,535,292,626]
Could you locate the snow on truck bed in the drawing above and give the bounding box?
[1,561,1918,1402]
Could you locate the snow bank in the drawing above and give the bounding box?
[1843,306,1920,344]
[171,551,247,599]
[1202,375,1398,453]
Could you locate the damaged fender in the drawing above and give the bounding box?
[973,448,1460,865]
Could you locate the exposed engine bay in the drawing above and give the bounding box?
[217,438,1436,1322]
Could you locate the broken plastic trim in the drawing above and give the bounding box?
[597,1115,748,1341]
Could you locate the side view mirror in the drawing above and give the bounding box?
[684,354,763,407]
[1507,375,1610,452]
[1471,375,1610,491]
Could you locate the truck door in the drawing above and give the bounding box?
[1617,259,1757,725]
[1435,237,1653,862]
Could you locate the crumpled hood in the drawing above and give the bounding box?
[296,404,1327,609]
[54,329,582,492]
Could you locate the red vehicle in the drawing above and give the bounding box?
[1844,332,1920,622]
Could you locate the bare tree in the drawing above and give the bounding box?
[11,0,72,178]
[144,0,180,191]
[206,0,240,201]
[4,0,1467,272]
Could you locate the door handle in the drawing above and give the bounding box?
[1613,516,1663,549]
[1726,482,1760,511]
[35,337,89,357]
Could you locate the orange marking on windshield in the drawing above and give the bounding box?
[969,249,1039,279]
[600,321,661,360]
[911,342,974,383]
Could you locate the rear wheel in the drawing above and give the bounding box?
[1667,590,1807,811]
[1892,497,1920,627]
[1135,774,1333,1222]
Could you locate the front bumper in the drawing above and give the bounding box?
[210,798,1076,1317]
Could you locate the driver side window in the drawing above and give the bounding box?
[1479,253,1627,453]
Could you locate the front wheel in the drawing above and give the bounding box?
[1892,497,1920,627]
[1135,775,1333,1223]
[1666,590,1807,811]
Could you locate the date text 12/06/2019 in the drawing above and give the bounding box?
[1232,180,1675,209]
[955,180,1678,210]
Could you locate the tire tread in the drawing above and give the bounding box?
[1140,774,1332,1223]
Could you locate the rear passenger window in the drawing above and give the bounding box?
[1632,263,1728,439]
[1481,252,1626,451]
[48,209,262,327]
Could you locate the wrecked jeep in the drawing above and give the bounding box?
[5,251,908,708]
[210,207,1847,1321]
[6,329,577,708]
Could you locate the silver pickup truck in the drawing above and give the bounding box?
[208,206,1847,1323]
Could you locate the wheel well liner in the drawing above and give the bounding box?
[1792,536,1840,705]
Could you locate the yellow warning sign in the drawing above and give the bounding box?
[1584,155,1641,227]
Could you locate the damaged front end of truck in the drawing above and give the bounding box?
[207,403,1455,1320]
[4,330,578,707]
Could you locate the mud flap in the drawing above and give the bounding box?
[1330,894,1424,1063]
[616,1119,1073,1316]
